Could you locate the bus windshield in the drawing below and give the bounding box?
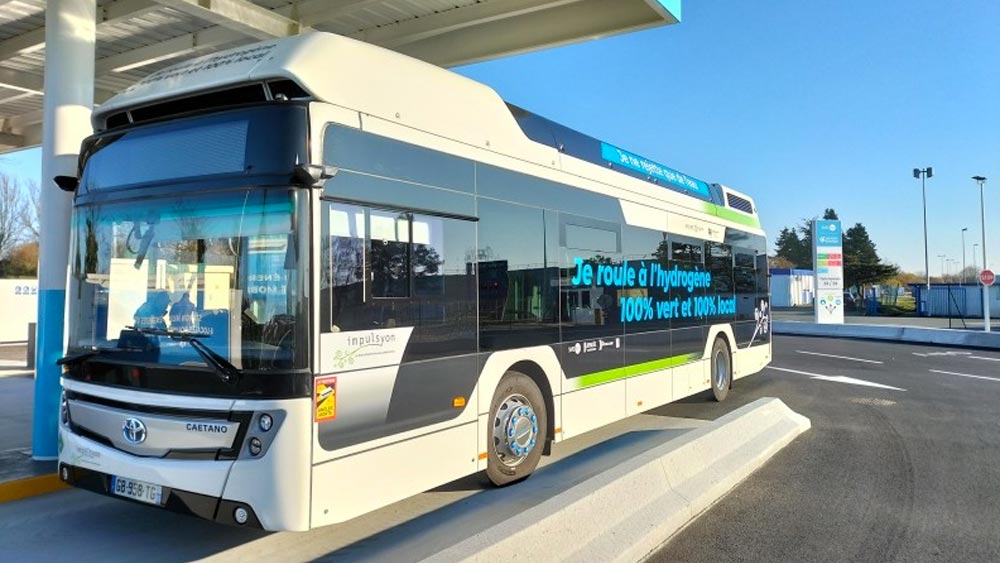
[67,188,307,373]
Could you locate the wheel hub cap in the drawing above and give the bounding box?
[715,351,728,388]
[493,394,539,467]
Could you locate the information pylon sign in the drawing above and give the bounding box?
[813,219,844,324]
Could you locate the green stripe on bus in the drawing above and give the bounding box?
[574,352,700,389]
[705,203,761,228]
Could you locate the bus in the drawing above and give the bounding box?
[56,32,771,532]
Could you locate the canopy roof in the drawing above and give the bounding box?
[0,0,680,150]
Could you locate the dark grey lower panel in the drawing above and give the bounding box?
[317,354,479,451]
[732,320,758,348]
[625,330,671,366]
[672,326,706,357]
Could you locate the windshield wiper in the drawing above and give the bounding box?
[57,346,136,366]
[126,326,241,385]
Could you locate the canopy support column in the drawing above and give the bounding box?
[33,0,96,459]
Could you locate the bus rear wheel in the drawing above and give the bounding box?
[486,371,547,486]
[711,337,732,402]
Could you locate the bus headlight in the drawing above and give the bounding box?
[258,413,273,432]
[248,437,263,456]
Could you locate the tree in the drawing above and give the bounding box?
[4,241,37,277]
[843,223,899,289]
[957,266,980,284]
[796,209,838,262]
[17,179,38,242]
[0,174,24,263]
[883,269,922,287]
[769,255,795,269]
[774,227,809,268]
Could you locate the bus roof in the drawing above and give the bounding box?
[94,32,759,229]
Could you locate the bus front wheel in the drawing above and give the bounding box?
[711,337,732,402]
[486,371,547,486]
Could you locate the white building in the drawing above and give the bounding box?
[770,268,815,308]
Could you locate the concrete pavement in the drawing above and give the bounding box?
[0,375,62,504]
[652,335,1000,562]
[773,309,1000,350]
[774,307,996,330]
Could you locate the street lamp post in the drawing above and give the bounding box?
[914,167,934,315]
[973,175,989,332]
[938,254,946,282]
[973,243,980,271]
[962,227,968,284]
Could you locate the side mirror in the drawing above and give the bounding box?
[292,164,337,188]
[54,175,79,192]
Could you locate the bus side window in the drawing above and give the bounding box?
[322,202,366,332]
[735,249,757,321]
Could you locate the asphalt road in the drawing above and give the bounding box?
[3,336,999,562]
[651,335,1000,563]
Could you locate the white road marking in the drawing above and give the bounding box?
[969,356,1000,362]
[795,350,883,364]
[767,366,905,391]
[912,351,972,358]
[929,369,1000,383]
[850,397,896,407]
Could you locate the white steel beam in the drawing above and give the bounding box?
[6,108,44,130]
[0,67,116,100]
[0,0,157,62]
[354,0,583,49]
[95,26,241,74]
[0,130,25,146]
[101,0,159,24]
[152,0,302,40]
[18,122,42,147]
[298,0,382,28]
[0,29,46,61]
[398,0,670,67]
[0,67,44,94]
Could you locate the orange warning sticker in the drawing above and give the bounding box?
[315,376,337,422]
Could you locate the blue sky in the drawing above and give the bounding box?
[456,0,1000,275]
[2,0,999,275]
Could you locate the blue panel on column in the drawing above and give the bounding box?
[32,288,65,459]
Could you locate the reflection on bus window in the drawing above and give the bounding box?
[68,189,305,371]
[321,201,476,360]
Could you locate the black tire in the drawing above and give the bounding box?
[486,371,548,487]
[711,337,732,402]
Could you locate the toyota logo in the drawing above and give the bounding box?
[122,417,147,445]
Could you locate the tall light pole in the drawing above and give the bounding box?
[973,175,989,332]
[962,227,969,284]
[973,243,980,270]
[914,167,933,315]
[938,254,946,281]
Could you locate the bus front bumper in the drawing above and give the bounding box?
[59,462,264,529]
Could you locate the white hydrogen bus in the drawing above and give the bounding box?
[57,32,771,531]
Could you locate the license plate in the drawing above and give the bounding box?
[110,475,163,505]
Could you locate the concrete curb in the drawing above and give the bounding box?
[423,398,810,563]
[773,321,1000,349]
[0,473,67,504]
